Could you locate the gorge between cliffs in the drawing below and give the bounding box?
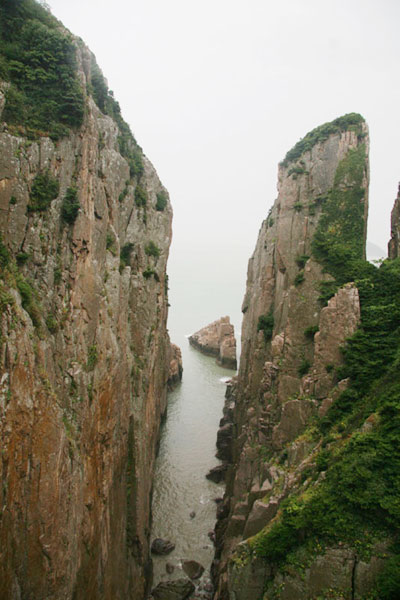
[1,2,400,600]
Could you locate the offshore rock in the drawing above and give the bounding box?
[168,343,183,390]
[0,13,172,600]
[189,316,237,369]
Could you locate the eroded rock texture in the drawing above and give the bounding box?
[167,343,183,390]
[0,37,172,600]
[211,118,386,599]
[189,316,237,369]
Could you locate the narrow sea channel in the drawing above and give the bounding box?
[151,339,234,587]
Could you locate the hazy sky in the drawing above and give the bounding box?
[48,0,400,335]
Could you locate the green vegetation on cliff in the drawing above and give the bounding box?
[0,0,84,139]
[89,55,144,178]
[281,113,365,167]
[252,136,400,598]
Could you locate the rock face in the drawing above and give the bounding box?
[167,343,183,390]
[0,11,171,600]
[388,182,400,258]
[189,316,237,369]
[211,116,391,599]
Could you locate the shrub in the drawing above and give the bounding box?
[16,275,41,327]
[257,311,274,342]
[54,266,62,285]
[61,187,80,224]
[374,555,400,599]
[293,202,303,212]
[298,359,311,377]
[288,166,307,177]
[87,345,98,371]
[16,252,29,265]
[145,241,160,258]
[120,242,134,270]
[0,3,84,139]
[106,232,117,255]
[295,255,309,269]
[0,238,10,270]
[143,268,159,281]
[135,185,147,208]
[119,185,129,203]
[281,113,365,167]
[304,325,319,339]
[156,191,168,211]
[294,271,305,286]
[28,171,59,212]
[45,314,58,333]
[89,55,144,177]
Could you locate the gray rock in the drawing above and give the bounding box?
[152,578,195,600]
[206,464,227,483]
[151,538,175,555]
[182,559,205,580]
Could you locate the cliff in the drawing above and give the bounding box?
[0,2,172,599]
[189,316,237,369]
[167,343,183,390]
[213,116,400,599]
[388,183,400,259]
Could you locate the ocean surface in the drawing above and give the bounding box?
[150,242,247,586]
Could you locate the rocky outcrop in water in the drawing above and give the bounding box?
[0,4,171,599]
[189,316,237,369]
[212,115,398,599]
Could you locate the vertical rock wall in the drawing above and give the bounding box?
[213,119,374,598]
[388,182,400,258]
[0,40,172,600]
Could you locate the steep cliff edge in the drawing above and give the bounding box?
[213,116,400,599]
[0,2,172,599]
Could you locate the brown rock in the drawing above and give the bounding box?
[189,317,237,369]
[168,343,183,390]
[206,464,228,483]
[182,559,205,580]
[212,118,372,600]
[0,18,172,600]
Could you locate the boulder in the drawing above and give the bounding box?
[206,464,227,483]
[151,538,175,555]
[152,578,195,600]
[182,559,205,580]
